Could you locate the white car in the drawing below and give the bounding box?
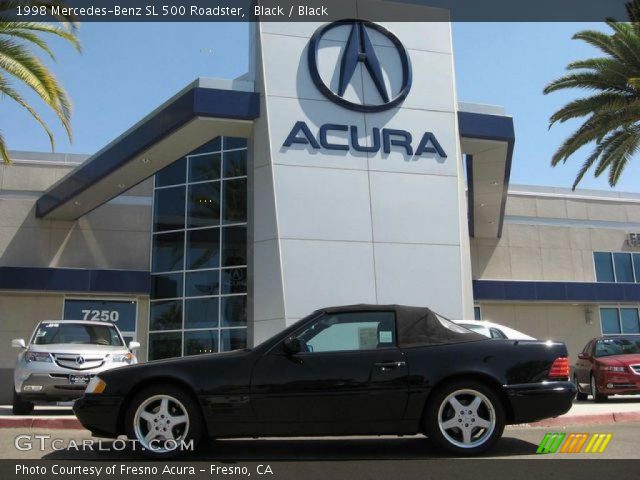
[453,319,535,340]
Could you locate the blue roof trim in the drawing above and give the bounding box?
[0,267,150,294]
[36,87,259,218]
[474,280,640,303]
[458,111,515,238]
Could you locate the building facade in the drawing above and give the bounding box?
[1,12,639,402]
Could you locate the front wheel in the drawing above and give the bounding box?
[12,390,34,415]
[125,384,203,458]
[424,380,505,455]
[590,374,608,403]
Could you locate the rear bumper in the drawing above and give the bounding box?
[505,381,576,424]
[73,394,123,438]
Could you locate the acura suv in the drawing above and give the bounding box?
[11,320,139,415]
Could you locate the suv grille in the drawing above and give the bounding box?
[53,354,105,370]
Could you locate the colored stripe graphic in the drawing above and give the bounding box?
[537,433,612,454]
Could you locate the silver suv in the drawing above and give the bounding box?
[11,320,139,415]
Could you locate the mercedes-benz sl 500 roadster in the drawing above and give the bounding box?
[74,305,576,457]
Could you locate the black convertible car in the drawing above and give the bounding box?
[74,305,576,457]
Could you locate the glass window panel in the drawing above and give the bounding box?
[222,268,247,294]
[149,332,182,360]
[221,296,247,327]
[184,330,218,356]
[223,149,247,178]
[189,152,221,183]
[474,306,482,321]
[152,231,184,272]
[186,270,220,297]
[222,178,247,224]
[149,300,182,331]
[222,226,247,267]
[621,308,640,334]
[633,254,640,284]
[187,228,220,270]
[594,252,615,282]
[151,273,183,300]
[185,297,219,329]
[153,187,185,232]
[600,308,621,334]
[614,253,634,282]
[188,182,220,228]
[155,158,186,187]
[220,328,247,351]
[190,137,221,156]
[223,137,247,150]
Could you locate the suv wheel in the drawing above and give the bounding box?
[590,374,608,403]
[12,390,34,415]
[424,380,505,455]
[125,384,203,458]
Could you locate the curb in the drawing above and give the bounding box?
[0,417,84,430]
[528,411,640,428]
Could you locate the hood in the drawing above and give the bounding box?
[596,354,640,366]
[28,344,129,354]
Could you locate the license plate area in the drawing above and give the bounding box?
[69,375,90,385]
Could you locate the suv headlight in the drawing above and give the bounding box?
[85,377,107,394]
[110,353,136,364]
[25,352,52,363]
[599,365,626,372]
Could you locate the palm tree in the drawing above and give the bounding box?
[544,0,640,189]
[0,0,80,164]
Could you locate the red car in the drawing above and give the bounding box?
[573,335,640,402]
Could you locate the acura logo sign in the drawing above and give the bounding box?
[308,20,412,112]
[75,356,85,366]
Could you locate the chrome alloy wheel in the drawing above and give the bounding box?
[133,394,190,452]
[437,388,496,449]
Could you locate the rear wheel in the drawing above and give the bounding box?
[590,374,608,403]
[424,380,505,455]
[125,384,203,458]
[574,376,588,401]
[12,390,34,415]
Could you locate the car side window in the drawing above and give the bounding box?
[489,328,507,339]
[297,311,396,353]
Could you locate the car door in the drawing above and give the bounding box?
[250,310,409,434]
[575,340,594,389]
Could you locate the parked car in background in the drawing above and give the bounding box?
[11,320,139,415]
[74,304,574,458]
[573,335,640,402]
[453,320,536,340]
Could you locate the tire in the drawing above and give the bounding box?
[125,384,204,459]
[590,374,608,403]
[424,380,505,456]
[574,376,588,401]
[12,390,34,415]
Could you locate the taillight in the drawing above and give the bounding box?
[549,357,569,379]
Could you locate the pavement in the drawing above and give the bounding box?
[2,395,640,429]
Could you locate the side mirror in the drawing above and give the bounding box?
[578,352,590,360]
[11,339,26,349]
[128,341,141,350]
[283,336,302,355]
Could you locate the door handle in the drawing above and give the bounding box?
[374,361,406,370]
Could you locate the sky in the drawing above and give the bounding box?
[3,21,638,192]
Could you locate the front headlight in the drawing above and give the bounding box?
[85,377,107,394]
[600,365,626,372]
[25,352,52,363]
[110,353,136,364]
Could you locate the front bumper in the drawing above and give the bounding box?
[73,394,124,438]
[18,373,95,401]
[596,371,640,395]
[504,380,576,424]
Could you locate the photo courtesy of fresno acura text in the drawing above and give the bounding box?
[0,0,639,479]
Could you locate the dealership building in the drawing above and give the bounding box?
[2,9,640,402]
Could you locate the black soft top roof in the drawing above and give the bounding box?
[319,304,485,347]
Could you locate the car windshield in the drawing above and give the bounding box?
[594,337,640,358]
[33,323,124,346]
